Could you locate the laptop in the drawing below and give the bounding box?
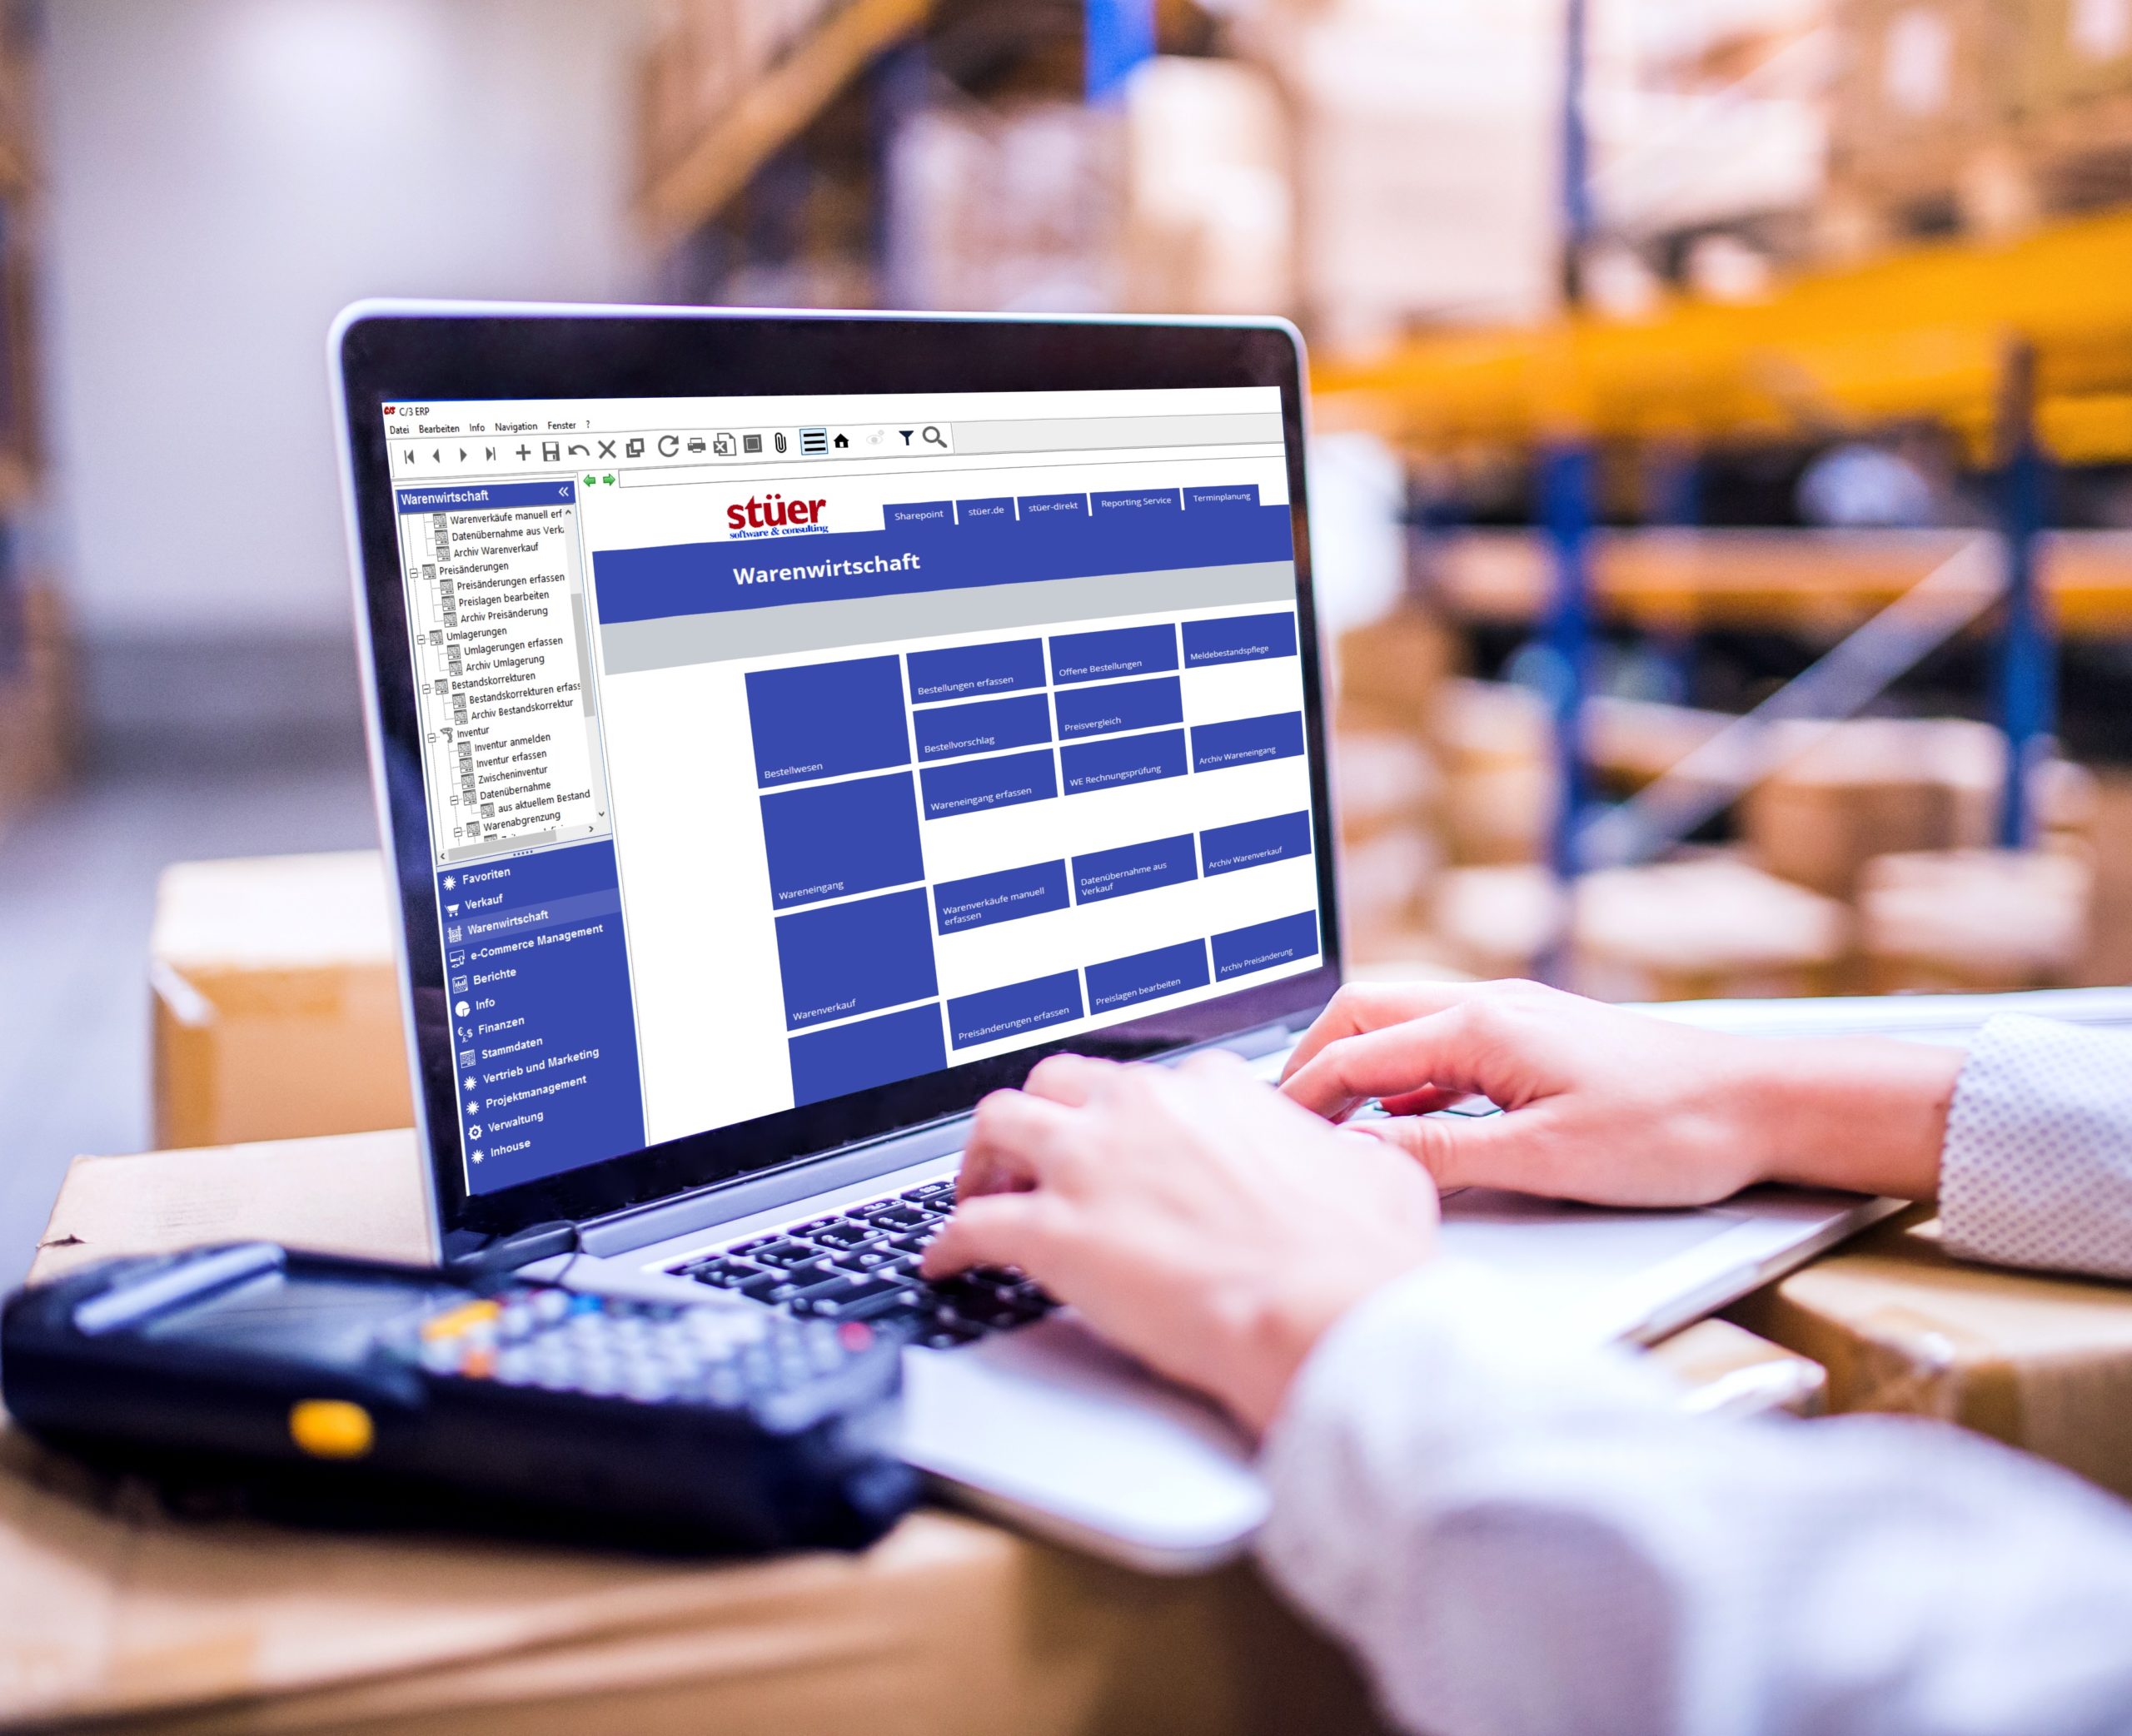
[331,301,1897,1571]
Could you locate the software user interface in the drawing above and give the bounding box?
[381,388,1323,1192]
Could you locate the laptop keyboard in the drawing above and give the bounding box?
[667,1178,1058,1348]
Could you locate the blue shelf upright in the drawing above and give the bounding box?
[1995,341,2054,848]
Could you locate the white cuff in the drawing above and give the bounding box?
[1940,1014,2132,1281]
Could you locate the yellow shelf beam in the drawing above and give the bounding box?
[640,0,929,244]
[1429,529,2132,637]
[1313,211,2132,460]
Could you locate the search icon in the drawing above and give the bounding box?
[922,425,946,448]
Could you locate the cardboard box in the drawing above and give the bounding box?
[1859,845,2095,992]
[15,1130,1390,1735]
[1826,0,2027,231]
[1741,717,2004,901]
[2013,0,2132,116]
[150,853,414,1150]
[1572,857,1852,1002]
[1428,863,1566,980]
[1729,1206,2132,1503]
[1332,608,1457,739]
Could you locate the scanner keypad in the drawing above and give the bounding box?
[404,1284,890,1412]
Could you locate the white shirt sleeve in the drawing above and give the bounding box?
[1258,1263,2132,1736]
[1939,1013,2132,1280]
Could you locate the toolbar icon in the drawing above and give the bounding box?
[775,432,788,453]
[743,433,763,454]
[800,427,827,455]
[711,431,735,457]
[625,436,645,459]
[657,434,680,456]
[541,440,560,462]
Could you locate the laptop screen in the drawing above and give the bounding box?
[380,386,1323,1196]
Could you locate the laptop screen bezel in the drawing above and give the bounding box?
[336,306,1344,1247]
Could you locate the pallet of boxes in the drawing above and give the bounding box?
[1408,676,2105,1002]
[1823,0,2132,254]
[1325,607,1457,975]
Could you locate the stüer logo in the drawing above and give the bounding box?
[728,492,826,531]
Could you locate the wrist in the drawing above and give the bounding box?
[1214,1258,1424,1436]
[1741,1035,1962,1200]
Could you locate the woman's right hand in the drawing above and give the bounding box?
[1278,979,1960,1208]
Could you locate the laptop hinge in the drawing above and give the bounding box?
[444,1219,581,1277]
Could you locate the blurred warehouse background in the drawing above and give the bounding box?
[7,0,2132,1237]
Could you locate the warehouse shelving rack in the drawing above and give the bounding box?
[1313,205,2132,875]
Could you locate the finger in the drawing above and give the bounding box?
[1352,1112,1536,1194]
[923,1192,1066,1281]
[1019,1051,1115,1107]
[955,1090,1087,1200]
[1176,1047,1254,1086]
[1282,1005,1500,1122]
[1377,1084,1463,1117]
[1280,980,1497,1082]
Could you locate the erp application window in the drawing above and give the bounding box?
[381,388,1321,1192]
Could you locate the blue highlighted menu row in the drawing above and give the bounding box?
[1201,810,1313,876]
[446,840,645,1196]
[948,971,1084,1049]
[760,772,924,908]
[1073,833,1197,905]
[789,1002,947,1109]
[1183,611,1298,668]
[907,638,1045,703]
[746,655,910,788]
[920,747,1057,819]
[1050,623,1178,685]
[1192,711,1305,773]
[934,859,1071,934]
[913,693,1051,762]
[1054,675,1183,740]
[775,888,937,1032]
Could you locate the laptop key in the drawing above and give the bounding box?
[868,1206,934,1233]
[782,1273,865,1308]
[812,1221,881,1251]
[748,1241,820,1269]
[800,1277,920,1322]
[687,1258,766,1290]
[832,1248,894,1273]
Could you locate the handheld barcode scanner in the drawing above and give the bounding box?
[2,1243,917,1552]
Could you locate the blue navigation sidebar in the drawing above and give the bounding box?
[440,839,645,1194]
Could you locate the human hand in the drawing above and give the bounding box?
[1280,979,1960,1208]
[922,1051,1439,1435]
